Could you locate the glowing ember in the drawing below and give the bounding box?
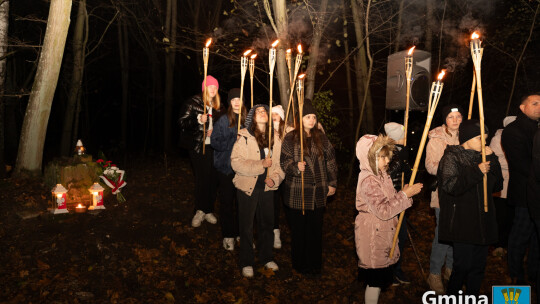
[407,46,416,55]
[205,38,212,48]
[298,74,306,79]
[271,40,280,48]
[243,49,252,56]
[437,70,446,80]
[471,32,480,40]
[250,54,257,59]
[297,44,303,54]
[286,49,292,54]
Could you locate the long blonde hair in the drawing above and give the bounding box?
[203,88,221,110]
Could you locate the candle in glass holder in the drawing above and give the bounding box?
[75,203,87,213]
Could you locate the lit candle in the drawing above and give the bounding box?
[88,183,105,210]
[51,184,69,214]
[76,203,87,213]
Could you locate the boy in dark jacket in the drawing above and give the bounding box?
[437,120,503,296]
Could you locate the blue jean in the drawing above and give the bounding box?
[237,188,274,268]
[430,208,453,274]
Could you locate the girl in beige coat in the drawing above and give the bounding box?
[425,104,462,294]
[231,104,284,278]
[355,135,422,304]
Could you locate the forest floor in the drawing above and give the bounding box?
[0,154,524,303]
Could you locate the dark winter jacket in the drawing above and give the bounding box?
[387,144,411,190]
[211,114,240,175]
[178,95,224,153]
[501,111,539,207]
[437,145,503,245]
[280,131,338,210]
[528,129,540,219]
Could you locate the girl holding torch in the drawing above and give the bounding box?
[354,135,422,304]
[211,88,247,251]
[425,104,463,294]
[178,75,224,228]
[231,104,284,278]
[280,99,337,276]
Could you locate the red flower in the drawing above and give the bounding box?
[106,161,112,164]
[97,159,104,163]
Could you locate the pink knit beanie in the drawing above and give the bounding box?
[202,75,219,92]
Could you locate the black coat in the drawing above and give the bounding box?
[528,129,540,218]
[437,146,503,245]
[501,111,539,207]
[178,95,224,153]
[387,144,411,190]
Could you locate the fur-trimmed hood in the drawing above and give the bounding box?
[356,134,394,176]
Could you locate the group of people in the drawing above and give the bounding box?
[178,75,540,301]
[178,76,337,278]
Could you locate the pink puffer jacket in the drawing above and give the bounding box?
[425,125,459,208]
[355,135,412,269]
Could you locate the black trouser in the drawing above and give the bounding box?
[273,184,284,230]
[533,218,540,303]
[188,146,218,214]
[237,188,274,267]
[285,205,324,274]
[217,171,238,238]
[447,243,488,296]
[493,197,514,248]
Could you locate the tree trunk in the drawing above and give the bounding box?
[351,0,373,133]
[14,0,72,176]
[305,0,329,101]
[164,0,177,153]
[394,0,404,52]
[271,0,289,108]
[342,0,354,146]
[0,0,9,178]
[118,16,129,156]
[425,0,434,52]
[60,0,86,156]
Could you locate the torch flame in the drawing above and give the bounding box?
[437,70,446,80]
[408,46,416,55]
[471,32,480,40]
[297,44,303,54]
[243,49,252,56]
[250,54,257,59]
[286,48,292,54]
[271,40,280,48]
[205,38,212,48]
[298,74,306,79]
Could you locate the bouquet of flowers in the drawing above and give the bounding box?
[96,159,127,203]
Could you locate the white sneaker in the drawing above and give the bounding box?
[204,213,217,224]
[242,266,254,278]
[265,261,279,271]
[273,229,282,249]
[191,210,205,227]
[223,238,235,251]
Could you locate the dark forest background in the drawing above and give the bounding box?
[1,0,539,177]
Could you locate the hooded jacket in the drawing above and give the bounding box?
[230,105,284,196]
[501,110,539,207]
[354,135,412,269]
[437,145,503,245]
[425,125,460,208]
[178,94,224,153]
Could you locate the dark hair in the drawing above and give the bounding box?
[227,103,246,128]
[274,117,285,139]
[521,93,540,105]
[292,115,324,159]
[250,108,271,149]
